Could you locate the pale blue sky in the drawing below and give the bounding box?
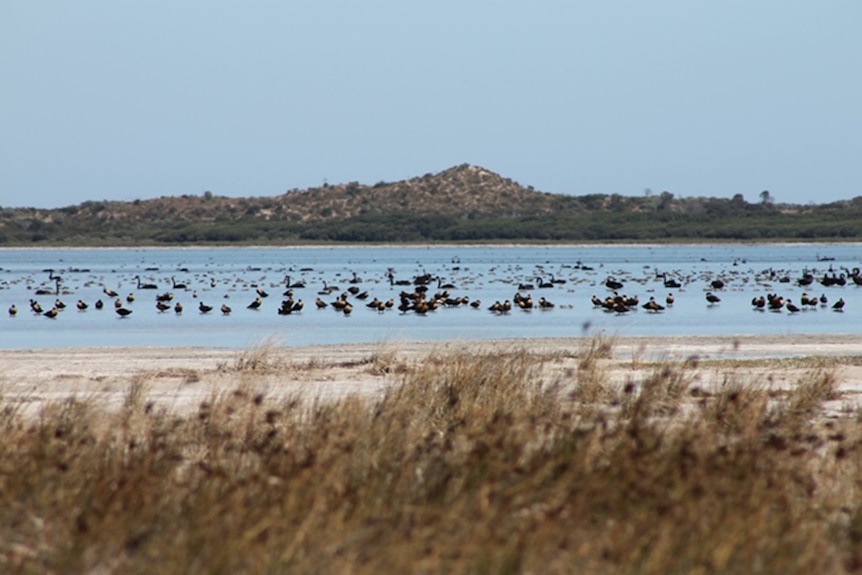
[3,2,860,209]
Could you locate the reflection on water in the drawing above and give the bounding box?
[0,244,860,349]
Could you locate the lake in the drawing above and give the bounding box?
[1,244,860,349]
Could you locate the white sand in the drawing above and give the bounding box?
[3,334,862,416]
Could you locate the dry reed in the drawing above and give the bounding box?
[0,338,860,573]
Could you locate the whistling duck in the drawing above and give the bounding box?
[256,287,269,298]
[76,300,88,311]
[833,298,845,311]
[247,297,263,310]
[199,302,213,314]
[221,304,232,315]
[95,299,104,309]
[103,287,119,298]
[174,302,183,314]
[8,304,17,316]
[43,307,59,319]
[666,293,675,306]
[156,301,170,312]
[705,292,721,305]
[785,300,800,313]
[115,307,133,317]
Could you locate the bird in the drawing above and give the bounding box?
[134,275,158,290]
[103,287,119,298]
[538,297,555,309]
[255,287,269,298]
[8,304,17,316]
[663,274,681,289]
[199,302,213,313]
[43,307,59,319]
[126,293,135,303]
[115,307,133,317]
[247,297,263,310]
[665,293,675,306]
[221,304,232,315]
[605,277,624,290]
[171,277,188,290]
[94,299,104,309]
[705,292,721,305]
[833,298,845,311]
[156,301,171,312]
[785,300,801,313]
[174,302,183,314]
[76,300,88,311]
[643,297,665,312]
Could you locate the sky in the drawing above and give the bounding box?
[2,2,861,209]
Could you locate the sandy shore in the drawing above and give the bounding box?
[3,334,862,415]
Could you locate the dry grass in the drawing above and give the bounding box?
[2,338,862,573]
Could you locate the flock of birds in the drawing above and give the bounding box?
[3,262,858,322]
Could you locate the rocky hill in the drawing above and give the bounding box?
[1,164,860,244]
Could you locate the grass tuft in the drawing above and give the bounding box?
[0,336,859,573]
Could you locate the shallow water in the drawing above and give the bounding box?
[1,244,860,349]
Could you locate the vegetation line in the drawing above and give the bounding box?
[3,164,861,245]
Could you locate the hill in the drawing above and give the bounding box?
[1,164,861,244]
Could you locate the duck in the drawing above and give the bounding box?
[247,297,263,310]
[785,300,801,313]
[174,302,183,314]
[221,304,232,315]
[43,307,59,319]
[833,298,845,311]
[8,304,17,316]
[76,300,88,311]
[643,297,665,312]
[199,302,213,314]
[94,299,104,309]
[156,301,171,312]
[115,307,133,317]
[665,293,675,306]
[705,292,721,305]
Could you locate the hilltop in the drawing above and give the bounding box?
[1,164,861,244]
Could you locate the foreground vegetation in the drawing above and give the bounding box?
[2,342,862,573]
[3,164,862,244]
